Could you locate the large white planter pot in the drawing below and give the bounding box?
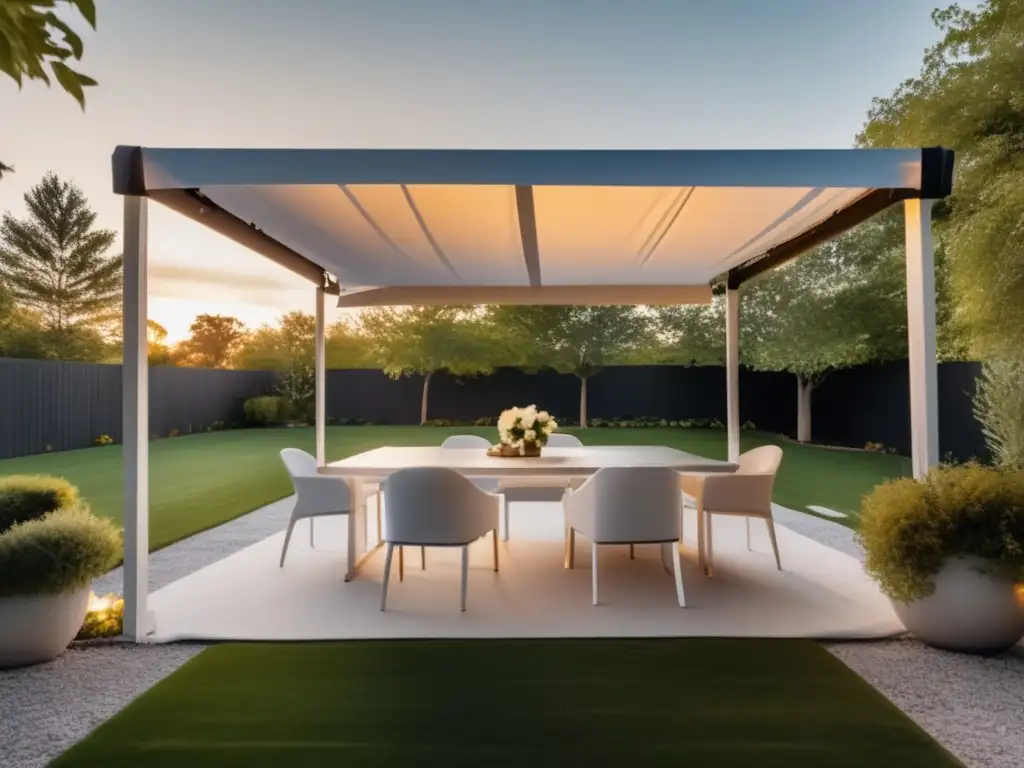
[891,556,1024,655]
[0,587,90,669]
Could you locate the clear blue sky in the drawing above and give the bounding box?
[0,0,955,340]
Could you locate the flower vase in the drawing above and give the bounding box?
[521,442,541,457]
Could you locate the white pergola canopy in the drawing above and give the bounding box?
[112,146,954,641]
[113,147,954,304]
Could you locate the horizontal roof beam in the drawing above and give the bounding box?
[336,285,712,308]
[114,146,954,195]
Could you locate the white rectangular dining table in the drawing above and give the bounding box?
[319,445,737,580]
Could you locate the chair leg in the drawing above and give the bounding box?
[375,492,382,543]
[591,542,599,606]
[672,541,686,607]
[564,527,576,569]
[629,543,635,560]
[460,545,469,612]
[696,503,706,570]
[492,529,499,572]
[745,517,751,550]
[705,511,715,577]
[380,543,394,611]
[766,517,782,570]
[421,546,426,570]
[309,516,315,547]
[399,546,404,582]
[502,495,510,542]
[279,516,298,567]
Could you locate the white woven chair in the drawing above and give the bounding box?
[279,448,353,568]
[681,445,784,576]
[563,466,686,607]
[380,467,501,612]
[440,434,506,540]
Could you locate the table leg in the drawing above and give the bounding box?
[345,479,382,582]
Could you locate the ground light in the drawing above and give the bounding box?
[77,592,124,640]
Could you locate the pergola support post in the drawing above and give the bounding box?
[905,199,940,479]
[725,288,741,463]
[315,286,326,466]
[122,196,152,641]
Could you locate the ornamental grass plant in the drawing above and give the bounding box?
[858,464,1024,602]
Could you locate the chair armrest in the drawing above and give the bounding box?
[562,477,599,537]
[292,476,352,514]
[700,474,775,515]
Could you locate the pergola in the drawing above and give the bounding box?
[112,146,955,640]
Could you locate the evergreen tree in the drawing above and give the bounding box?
[0,173,121,344]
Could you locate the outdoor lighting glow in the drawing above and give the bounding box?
[1016,584,1024,607]
[87,592,118,614]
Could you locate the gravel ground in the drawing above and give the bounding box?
[2,496,1022,768]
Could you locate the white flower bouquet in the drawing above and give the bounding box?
[496,405,557,456]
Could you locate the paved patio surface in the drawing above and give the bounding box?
[147,499,899,642]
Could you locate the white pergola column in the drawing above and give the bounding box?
[905,198,940,479]
[725,288,741,463]
[122,196,150,641]
[315,286,326,466]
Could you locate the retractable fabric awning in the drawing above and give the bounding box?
[112,147,954,305]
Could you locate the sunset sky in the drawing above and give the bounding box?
[1,0,954,342]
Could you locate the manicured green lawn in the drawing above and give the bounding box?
[0,426,909,550]
[51,639,961,767]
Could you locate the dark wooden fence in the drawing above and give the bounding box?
[0,358,987,462]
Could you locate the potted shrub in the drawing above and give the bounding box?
[0,476,121,668]
[858,464,1024,654]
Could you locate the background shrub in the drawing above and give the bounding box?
[0,505,121,598]
[974,359,1024,469]
[244,395,287,426]
[0,475,79,533]
[277,364,315,423]
[858,464,1024,602]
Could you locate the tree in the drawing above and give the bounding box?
[360,306,492,424]
[147,319,177,366]
[1,0,98,173]
[326,320,373,369]
[651,301,726,366]
[178,314,246,369]
[234,311,314,370]
[740,218,910,442]
[485,305,649,427]
[0,281,47,357]
[0,173,121,359]
[858,0,1024,360]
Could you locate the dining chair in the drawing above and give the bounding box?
[279,448,353,568]
[380,467,501,612]
[441,434,506,541]
[562,466,686,607]
[497,432,583,540]
[680,445,784,576]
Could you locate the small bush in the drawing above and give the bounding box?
[277,365,315,423]
[0,475,80,534]
[206,420,227,432]
[93,434,114,446]
[858,464,1024,602]
[244,395,287,426]
[77,593,124,640]
[0,505,121,598]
